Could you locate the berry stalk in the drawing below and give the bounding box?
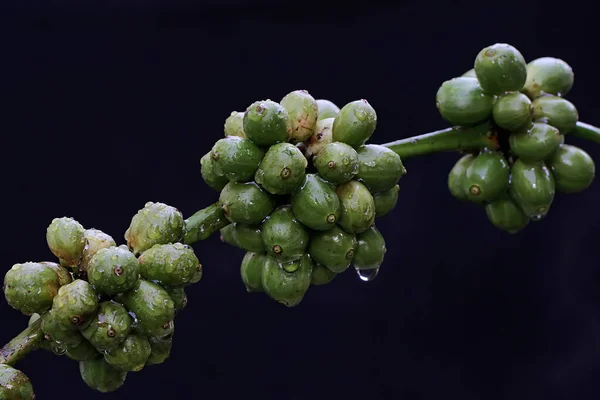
[573,121,600,143]
[380,122,499,159]
[183,202,230,245]
[0,318,43,367]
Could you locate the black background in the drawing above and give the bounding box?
[2,1,600,399]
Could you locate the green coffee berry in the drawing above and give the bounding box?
[310,263,337,286]
[373,184,400,217]
[355,144,406,193]
[313,142,359,184]
[474,43,527,94]
[523,57,574,99]
[306,117,334,157]
[146,336,173,366]
[211,136,265,182]
[224,111,246,138]
[104,333,151,372]
[0,364,35,400]
[201,151,229,192]
[336,180,376,234]
[125,201,185,255]
[280,90,319,143]
[492,92,532,131]
[240,252,266,293]
[316,99,340,120]
[532,96,578,134]
[243,99,292,147]
[51,279,99,330]
[436,77,495,126]
[164,286,187,312]
[308,225,357,273]
[219,182,276,225]
[546,144,595,193]
[138,243,202,287]
[290,173,340,231]
[87,246,139,296]
[65,338,99,361]
[120,280,175,339]
[261,205,309,262]
[509,159,555,220]
[80,229,117,272]
[46,217,87,269]
[41,309,84,347]
[81,301,133,352]
[261,253,313,307]
[485,193,529,234]
[462,151,510,204]
[448,154,476,201]
[3,262,64,315]
[79,357,127,393]
[509,122,562,162]
[332,99,377,148]
[352,225,386,271]
[254,142,307,195]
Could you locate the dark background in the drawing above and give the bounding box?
[1,1,600,399]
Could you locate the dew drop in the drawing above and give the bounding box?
[355,267,379,282]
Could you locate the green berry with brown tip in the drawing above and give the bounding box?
[243,99,292,147]
[224,111,246,138]
[492,92,532,131]
[523,57,574,99]
[51,279,99,330]
[87,245,139,296]
[79,357,127,393]
[308,225,357,273]
[462,151,510,204]
[316,99,340,120]
[104,333,151,372]
[80,229,116,273]
[448,154,476,201]
[332,99,377,148]
[254,142,307,195]
[82,301,133,352]
[138,243,202,287]
[313,142,359,184]
[120,280,175,339]
[0,364,35,400]
[435,77,495,126]
[3,262,64,315]
[211,136,265,183]
[290,173,341,231]
[124,201,185,255]
[46,217,87,269]
[532,96,578,134]
[280,90,319,143]
[474,43,527,94]
[261,205,310,263]
[41,309,84,347]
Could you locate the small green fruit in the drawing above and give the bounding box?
[332,99,377,148]
[509,159,555,220]
[308,225,357,273]
[261,253,313,307]
[280,90,319,143]
[474,43,527,94]
[120,280,175,339]
[87,245,139,296]
[79,357,127,393]
[240,252,266,293]
[224,111,246,138]
[546,144,595,193]
[435,77,495,126]
[219,182,276,225]
[355,144,406,193]
[313,142,359,184]
[243,99,292,147]
[138,243,202,287]
[0,364,35,400]
[290,174,340,231]
[254,142,307,195]
[80,229,117,272]
[310,263,337,286]
[305,117,334,157]
[509,122,562,162]
[81,301,133,352]
[211,136,265,183]
[336,180,376,234]
[492,92,532,131]
[523,57,574,99]
[316,99,340,120]
[200,151,229,192]
[51,279,99,330]
[485,193,530,234]
[373,184,400,217]
[448,154,476,201]
[46,217,87,269]
[104,334,151,372]
[352,225,386,270]
[261,205,310,262]
[3,262,64,315]
[531,96,578,134]
[463,151,510,204]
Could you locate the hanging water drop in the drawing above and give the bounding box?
[355,267,379,282]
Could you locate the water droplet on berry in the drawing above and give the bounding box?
[355,267,379,282]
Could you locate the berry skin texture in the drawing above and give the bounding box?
[124,202,185,256]
[138,243,202,288]
[3,262,64,316]
[436,77,495,126]
[332,99,377,148]
[0,364,35,400]
[474,43,527,95]
[87,245,139,296]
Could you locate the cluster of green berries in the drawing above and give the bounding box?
[437,43,595,233]
[200,89,406,307]
[2,201,202,396]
